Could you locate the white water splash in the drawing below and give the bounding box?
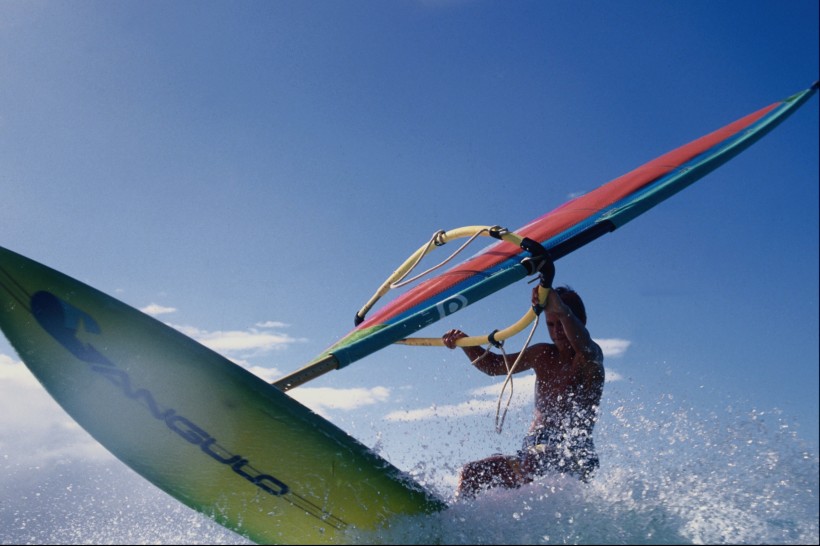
[379,396,818,545]
[1,395,816,544]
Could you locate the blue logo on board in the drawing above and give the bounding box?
[30,291,290,497]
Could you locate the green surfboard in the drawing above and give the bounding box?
[0,246,445,544]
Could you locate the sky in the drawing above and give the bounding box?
[1,1,818,543]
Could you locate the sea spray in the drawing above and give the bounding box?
[388,396,819,545]
[1,396,816,544]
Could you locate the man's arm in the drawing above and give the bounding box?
[442,329,543,376]
[545,289,603,365]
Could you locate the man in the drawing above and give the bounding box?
[442,285,604,498]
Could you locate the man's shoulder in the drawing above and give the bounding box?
[581,342,605,382]
[530,342,558,357]
[589,339,605,363]
[526,343,558,370]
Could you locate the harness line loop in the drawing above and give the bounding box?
[391,227,491,290]
[495,316,540,434]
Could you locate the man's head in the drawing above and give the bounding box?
[553,286,587,325]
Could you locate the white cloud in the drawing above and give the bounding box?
[168,323,306,354]
[595,338,631,358]
[238,364,283,382]
[387,376,534,423]
[255,320,290,329]
[140,303,177,316]
[137,302,299,355]
[385,398,499,422]
[288,386,391,418]
[215,358,392,418]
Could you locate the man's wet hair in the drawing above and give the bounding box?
[553,286,587,325]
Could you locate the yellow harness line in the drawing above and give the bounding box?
[395,285,550,348]
[355,225,527,326]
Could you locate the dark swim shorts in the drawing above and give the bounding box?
[516,427,599,482]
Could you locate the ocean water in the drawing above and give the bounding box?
[2,398,817,545]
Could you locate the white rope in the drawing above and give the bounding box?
[390,228,491,289]
[494,315,540,434]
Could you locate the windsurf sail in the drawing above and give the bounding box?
[274,82,819,391]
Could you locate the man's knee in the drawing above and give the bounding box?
[457,456,520,497]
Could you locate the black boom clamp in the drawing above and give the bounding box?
[519,237,555,288]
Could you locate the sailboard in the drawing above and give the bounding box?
[0,82,816,544]
[0,247,445,544]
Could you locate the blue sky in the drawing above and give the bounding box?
[1,0,818,541]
